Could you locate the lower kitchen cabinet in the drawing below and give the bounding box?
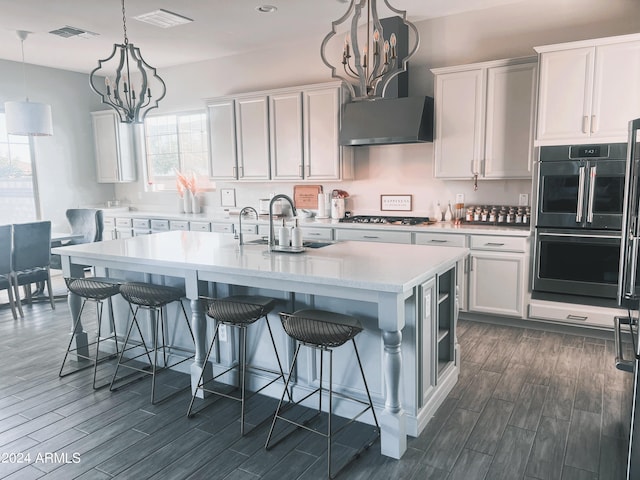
[334,228,412,244]
[468,249,528,318]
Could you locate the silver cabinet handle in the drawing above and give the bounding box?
[308,232,321,236]
[566,314,588,321]
[485,242,505,247]
[299,164,304,178]
[429,239,448,243]
[587,165,596,224]
[576,166,586,223]
[582,115,589,134]
[591,115,597,134]
[363,235,380,239]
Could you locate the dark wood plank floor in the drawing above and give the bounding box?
[0,277,633,479]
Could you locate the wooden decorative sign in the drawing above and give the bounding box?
[293,185,323,209]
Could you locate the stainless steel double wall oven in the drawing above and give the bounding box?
[534,143,627,301]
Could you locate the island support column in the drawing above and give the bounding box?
[185,276,213,398]
[378,292,407,459]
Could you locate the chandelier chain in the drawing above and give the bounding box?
[121,0,128,45]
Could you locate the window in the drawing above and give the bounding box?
[144,112,211,191]
[0,113,38,224]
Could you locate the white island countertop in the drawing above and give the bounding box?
[54,231,469,294]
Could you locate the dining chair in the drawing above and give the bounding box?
[12,221,55,316]
[0,225,18,320]
[51,209,104,270]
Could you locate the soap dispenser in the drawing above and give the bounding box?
[444,202,453,222]
[291,218,303,248]
[278,218,290,247]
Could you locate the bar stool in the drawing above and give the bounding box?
[187,295,290,435]
[110,281,195,404]
[265,309,380,479]
[59,277,123,389]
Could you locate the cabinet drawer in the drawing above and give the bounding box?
[302,227,332,241]
[189,221,211,232]
[239,224,258,234]
[170,220,190,231]
[335,228,412,244]
[528,300,625,329]
[212,223,234,234]
[150,219,170,231]
[103,217,116,228]
[115,217,132,228]
[469,235,527,252]
[415,233,466,248]
[132,218,150,229]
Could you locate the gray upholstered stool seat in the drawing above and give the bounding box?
[110,281,195,404]
[187,295,289,435]
[59,277,123,389]
[266,309,379,479]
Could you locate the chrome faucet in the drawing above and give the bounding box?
[236,206,258,246]
[269,194,297,251]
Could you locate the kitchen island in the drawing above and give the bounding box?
[53,231,468,459]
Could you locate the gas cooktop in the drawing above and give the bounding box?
[339,215,431,225]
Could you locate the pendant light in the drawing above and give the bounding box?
[89,0,166,123]
[320,0,419,101]
[4,30,54,136]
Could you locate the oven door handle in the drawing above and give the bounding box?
[586,165,596,224]
[538,231,620,240]
[576,166,586,223]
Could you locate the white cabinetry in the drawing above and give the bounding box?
[269,91,304,180]
[235,95,271,180]
[207,82,352,182]
[467,235,529,318]
[432,57,536,180]
[207,99,237,180]
[415,232,467,312]
[91,110,137,183]
[334,228,412,244]
[535,34,640,144]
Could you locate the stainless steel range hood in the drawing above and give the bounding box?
[339,96,434,146]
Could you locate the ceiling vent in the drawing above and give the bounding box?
[133,9,193,28]
[49,26,98,39]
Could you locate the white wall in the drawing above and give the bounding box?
[0,60,114,230]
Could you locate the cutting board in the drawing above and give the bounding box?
[293,185,323,209]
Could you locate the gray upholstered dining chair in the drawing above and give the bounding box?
[11,220,55,316]
[0,224,18,320]
[50,208,104,270]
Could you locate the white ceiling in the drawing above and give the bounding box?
[0,0,524,74]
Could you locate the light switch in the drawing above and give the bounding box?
[221,188,236,207]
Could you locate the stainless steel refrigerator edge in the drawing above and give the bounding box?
[617,118,640,480]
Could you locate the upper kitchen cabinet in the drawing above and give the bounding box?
[206,81,352,182]
[91,110,137,183]
[432,57,537,180]
[535,33,640,145]
[269,91,304,180]
[235,95,271,180]
[207,99,238,180]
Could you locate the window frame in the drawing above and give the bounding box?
[142,109,213,192]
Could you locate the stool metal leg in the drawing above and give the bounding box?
[58,297,89,376]
[239,325,247,435]
[186,321,222,417]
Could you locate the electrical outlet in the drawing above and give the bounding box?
[519,193,529,206]
[218,324,227,342]
[221,188,236,207]
[455,193,465,204]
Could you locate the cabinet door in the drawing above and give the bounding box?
[269,91,304,180]
[484,63,536,178]
[468,250,526,318]
[434,69,485,179]
[536,47,594,142]
[303,87,341,180]
[207,99,238,180]
[92,111,136,183]
[591,41,640,139]
[235,96,270,180]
